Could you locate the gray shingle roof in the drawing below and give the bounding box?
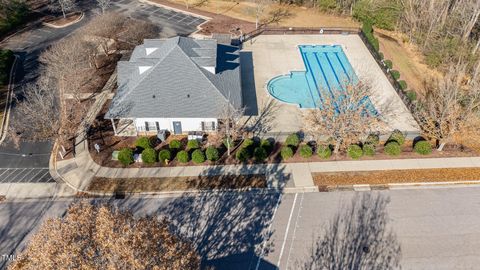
[106,36,242,119]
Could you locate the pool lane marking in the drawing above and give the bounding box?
[300,51,321,107]
[324,52,344,90]
[312,52,337,99]
[334,52,351,81]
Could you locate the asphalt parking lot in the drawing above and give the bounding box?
[0,1,207,183]
[110,0,207,36]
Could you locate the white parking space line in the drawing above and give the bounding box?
[17,169,36,182]
[277,193,298,268]
[1,169,18,181]
[29,169,45,181]
[255,194,282,270]
[285,193,305,269]
[0,169,10,178]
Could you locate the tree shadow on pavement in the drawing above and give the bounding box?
[298,193,401,270]
[118,163,289,270]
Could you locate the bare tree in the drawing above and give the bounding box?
[9,202,200,270]
[299,193,401,270]
[246,0,270,29]
[9,75,60,142]
[49,0,76,19]
[96,0,111,14]
[216,103,246,156]
[303,81,385,154]
[414,64,480,151]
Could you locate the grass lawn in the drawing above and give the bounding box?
[313,168,480,186]
[87,174,267,193]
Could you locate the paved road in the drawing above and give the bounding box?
[1,187,480,269]
[0,0,206,183]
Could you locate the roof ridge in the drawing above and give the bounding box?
[174,43,231,105]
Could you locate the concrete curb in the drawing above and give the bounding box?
[42,12,84,29]
[0,55,18,145]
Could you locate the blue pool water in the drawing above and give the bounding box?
[267,45,375,112]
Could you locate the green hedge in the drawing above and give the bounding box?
[299,144,313,158]
[362,22,379,52]
[260,139,273,154]
[169,139,182,150]
[191,149,205,164]
[365,133,379,146]
[384,59,393,69]
[206,146,219,161]
[158,149,171,163]
[242,138,255,149]
[0,50,14,85]
[281,146,294,160]
[118,148,134,165]
[187,139,200,150]
[141,148,157,164]
[363,144,376,156]
[285,133,300,148]
[135,137,152,150]
[388,129,405,145]
[254,147,268,162]
[414,141,432,155]
[406,90,417,101]
[398,80,407,90]
[176,150,189,163]
[390,70,400,80]
[347,144,363,159]
[384,141,401,156]
[236,147,250,162]
[317,145,332,159]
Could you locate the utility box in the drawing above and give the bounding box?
[157,129,167,141]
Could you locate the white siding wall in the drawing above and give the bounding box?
[134,118,217,133]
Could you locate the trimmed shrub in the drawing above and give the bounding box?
[384,59,393,69]
[187,139,200,150]
[285,133,300,148]
[118,148,134,165]
[176,150,189,163]
[158,149,171,163]
[365,133,380,146]
[388,129,405,145]
[236,147,250,162]
[363,144,376,156]
[406,90,417,101]
[169,139,182,150]
[254,147,268,162]
[299,144,313,158]
[141,148,157,164]
[398,80,407,90]
[390,70,400,80]
[206,146,219,161]
[241,138,255,149]
[281,146,294,160]
[317,145,332,159]
[384,141,401,156]
[191,149,205,164]
[260,139,273,153]
[135,137,152,149]
[347,144,363,159]
[414,141,432,155]
[379,52,384,60]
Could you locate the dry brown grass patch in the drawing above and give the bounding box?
[87,174,267,193]
[313,168,480,187]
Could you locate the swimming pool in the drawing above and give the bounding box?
[267,45,375,112]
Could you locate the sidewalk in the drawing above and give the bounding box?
[52,139,480,195]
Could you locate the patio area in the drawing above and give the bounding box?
[240,34,420,138]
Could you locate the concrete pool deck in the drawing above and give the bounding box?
[240,34,420,138]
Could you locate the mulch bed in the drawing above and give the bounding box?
[150,0,256,35]
[87,174,267,193]
[313,168,480,186]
